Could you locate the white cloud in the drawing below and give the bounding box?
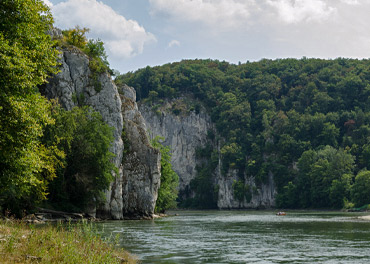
[149,0,338,29]
[340,0,360,5]
[149,0,256,30]
[266,0,336,23]
[51,0,156,58]
[42,0,53,7]
[168,40,180,48]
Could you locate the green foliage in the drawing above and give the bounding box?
[151,136,179,213]
[61,26,111,91]
[62,26,89,49]
[187,165,218,209]
[118,56,370,209]
[232,180,252,206]
[0,0,59,215]
[279,146,355,209]
[181,146,219,209]
[275,181,297,209]
[329,174,352,209]
[43,105,117,212]
[351,170,370,207]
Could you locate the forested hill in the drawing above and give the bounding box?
[117,58,370,209]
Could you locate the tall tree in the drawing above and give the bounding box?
[351,170,370,207]
[44,106,116,212]
[0,0,59,214]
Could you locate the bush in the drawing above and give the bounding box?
[43,105,117,212]
[151,136,179,213]
[62,26,112,82]
[62,26,89,49]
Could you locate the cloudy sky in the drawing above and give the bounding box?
[44,0,370,74]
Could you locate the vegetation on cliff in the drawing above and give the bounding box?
[151,136,179,213]
[117,58,370,209]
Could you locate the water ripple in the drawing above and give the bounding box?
[96,211,370,263]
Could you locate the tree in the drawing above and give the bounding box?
[62,26,89,49]
[329,174,352,208]
[296,146,355,208]
[151,136,179,213]
[232,180,252,207]
[44,105,117,212]
[351,170,370,207]
[276,181,298,208]
[0,0,59,215]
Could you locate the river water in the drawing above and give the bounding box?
[96,211,370,263]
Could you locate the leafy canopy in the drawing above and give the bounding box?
[44,105,117,212]
[0,0,59,215]
[119,58,370,209]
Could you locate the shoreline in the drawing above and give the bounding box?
[0,220,137,263]
[358,215,370,220]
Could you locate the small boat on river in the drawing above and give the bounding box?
[276,212,286,216]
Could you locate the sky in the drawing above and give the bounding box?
[44,0,370,74]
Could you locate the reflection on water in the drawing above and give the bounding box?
[95,211,370,263]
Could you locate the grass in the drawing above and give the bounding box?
[0,219,137,264]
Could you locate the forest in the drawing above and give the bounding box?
[117,58,370,209]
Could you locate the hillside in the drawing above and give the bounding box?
[117,58,370,209]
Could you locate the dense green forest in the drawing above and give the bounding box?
[117,58,370,209]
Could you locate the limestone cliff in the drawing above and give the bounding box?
[139,98,276,209]
[44,44,160,219]
[120,85,161,218]
[139,98,212,191]
[216,170,276,209]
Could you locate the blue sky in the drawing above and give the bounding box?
[44,0,370,74]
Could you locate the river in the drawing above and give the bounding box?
[96,210,370,263]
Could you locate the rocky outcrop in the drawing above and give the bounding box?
[44,48,160,219]
[139,98,277,209]
[217,170,276,209]
[120,85,161,218]
[45,49,124,218]
[139,99,213,191]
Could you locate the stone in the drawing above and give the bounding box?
[139,97,277,209]
[139,98,213,192]
[45,50,160,219]
[120,85,161,218]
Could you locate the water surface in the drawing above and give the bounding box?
[96,211,370,263]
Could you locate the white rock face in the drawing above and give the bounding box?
[139,100,213,191]
[120,85,161,217]
[216,170,276,209]
[45,50,160,219]
[139,98,277,209]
